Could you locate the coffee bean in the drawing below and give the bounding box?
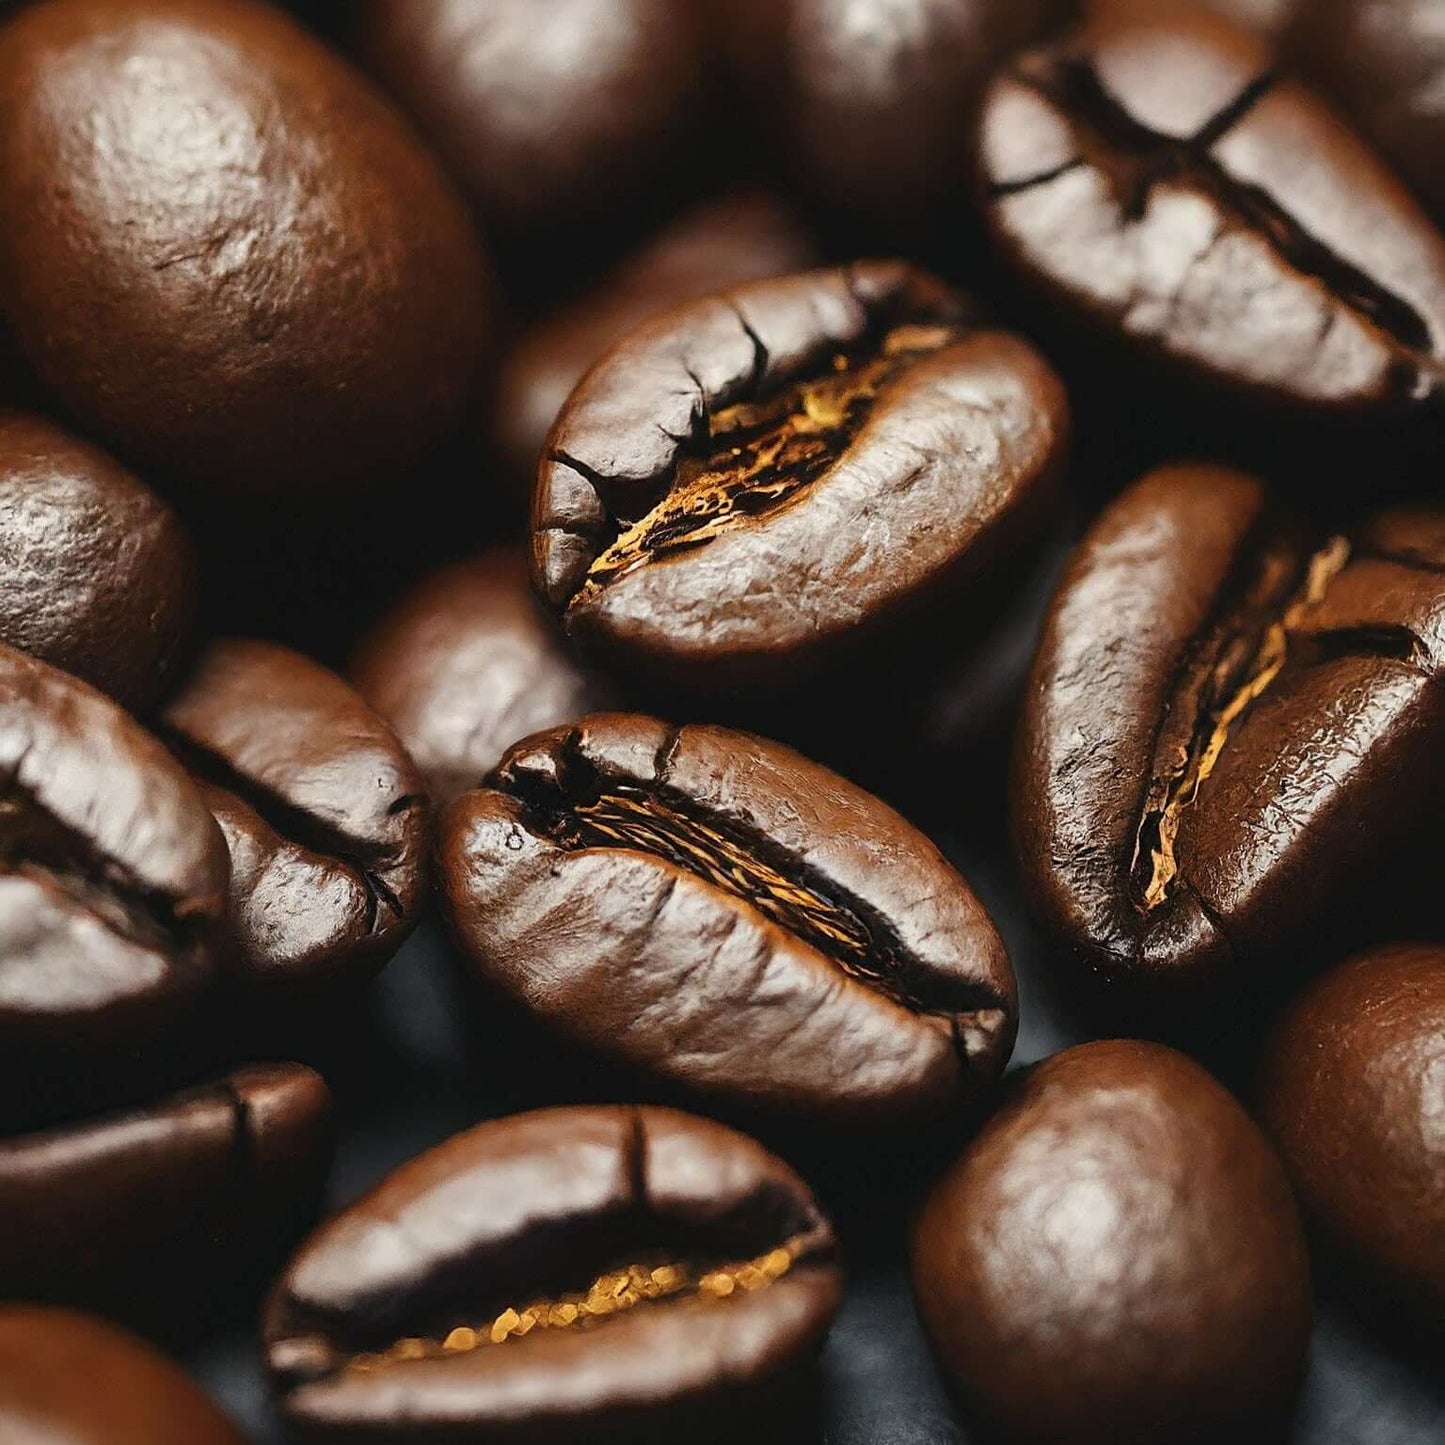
[0,1063,331,1319]
[1287,0,1445,224]
[977,10,1445,453]
[0,1304,250,1444]
[1088,0,1302,38]
[1260,942,1445,1321]
[495,193,818,483]
[352,549,614,809]
[265,1105,841,1443]
[533,261,1067,691]
[162,639,427,994]
[0,0,490,500]
[440,714,1016,1127]
[354,0,704,242]
[0,643,229,1124]
[0,411,195,711]
[910,1039,1311,1444]
[1013,463,1445,996]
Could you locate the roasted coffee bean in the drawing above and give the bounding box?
[0,643,228,1124]
[977,11,1445,459]
[495,193,819,483]
[534,262,1067,691]
[162,639,427,994]
[910,1039,1311,1444]
[265,1105,841,1443]
[709,0,1071,239]
[0,1063,331,1317]
[1287,0,1445,223]
[1260,943,1445,1321]
[1013,463,1445,996]
[352,549,614,809]
[354,0,703,242]
[0,1305,249,1444]
[0,410,195,711]
[441,714,1016,1127]
[0,0,490,500]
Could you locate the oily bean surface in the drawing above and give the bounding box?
[909,1039,1311,1445]
[163,639,427,994]
[265,1105,841,1444]
[1013,462,1445,994]
[441,713,1015,1127]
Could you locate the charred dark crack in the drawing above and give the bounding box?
[1357,544,1445,578]
[989,156,1085,197]
[1011,58,1438,365]
[546,449,648,533]
[1292,622,1433,673]
[724,300,771,391]
[165,734,411,935]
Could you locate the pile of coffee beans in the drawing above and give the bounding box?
[0,1,1440,1441]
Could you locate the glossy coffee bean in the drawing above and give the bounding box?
[351,549,613,809]
[1260,943,1445,1320]
[162,639,427,993]
[1013,464,1445,997]
[0,411,195,711]
[0,0,490,500]
[711,0,1070,238]
[0,1305,249,1444]
[441,714,1016,1127]
[977,11,1445,451]
[534,262,1067,691]
[265,1105,841,1443]
[1287,0,1445,223]
[0,1063,331,1317]
[495,193,819,482]
[910,1039,1311,1444]
[354,0,703,241]
[0,643,229,1123]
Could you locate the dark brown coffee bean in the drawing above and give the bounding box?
[0,1305,250,1444]
[0,410,195,711]
[351,549,614,809]
[0,643,229,1122]
[441,714,1016,1127]
[978,11,1445,443]
[495,193,819,482]
[534,262,1067,691]
[354,0,703,241]
[265,1104,840,1443]
[1287,0,1445,223]
[910,1039,1311,1444]
[162,639,427,993]
[1013,463,1445,996]
[0,1062,331,1318]
[1260,942,1445,1320]
[0,0,490,500]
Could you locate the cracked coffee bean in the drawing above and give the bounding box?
[1013,463,1445,998]
[1287,0,1445,224]
[0,1304,250,1445]
[0,1063,331,1322]
[440,713,1016,1128]
[0,411,196,712]
[1260,943,1445,1322]
[352,548,615,810]
[0,0,490,500]
[265,1105,841,1444]
[162,639,427,995]
[0,642,229,1126]
[533,261,1067,691]
[910,1039,1311,1445]
[977,10,1445,464]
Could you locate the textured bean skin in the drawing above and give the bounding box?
[0,411,195,711]
[1260,943,1445,1320]
[910,1040,1311,1444]
[441,714,1015,1128]
[265,1106,841,1443]
[0,0,490,499]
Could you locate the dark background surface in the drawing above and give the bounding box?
[190,832,1445,1444]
